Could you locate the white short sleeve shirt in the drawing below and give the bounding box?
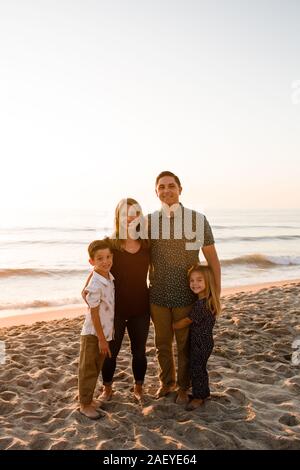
[81,271,115,340]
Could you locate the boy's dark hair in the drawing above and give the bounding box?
[88,239,112,259]
[155,171,182,188]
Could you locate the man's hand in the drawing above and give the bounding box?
[98,338,112,358]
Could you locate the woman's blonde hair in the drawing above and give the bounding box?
[110,197,149,251]
[188,264,221,316]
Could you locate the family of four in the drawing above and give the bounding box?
[77,171,221,419]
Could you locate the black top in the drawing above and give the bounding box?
[111,246,150,319]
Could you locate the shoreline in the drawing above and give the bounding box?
[0,278,299,328]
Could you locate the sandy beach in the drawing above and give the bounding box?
[0,280,300,450]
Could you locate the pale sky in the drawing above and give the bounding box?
[1,0,300,214]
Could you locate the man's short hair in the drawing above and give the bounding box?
[155,171,182,188]
[88,239,112,259]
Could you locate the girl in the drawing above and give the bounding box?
[173,264,221,411]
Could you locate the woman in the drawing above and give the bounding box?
[82,198,150,402]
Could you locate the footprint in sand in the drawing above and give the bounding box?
[225,387,248,405]
[0,398,17,415]
[279,414,299,427]
[0,391,19,402]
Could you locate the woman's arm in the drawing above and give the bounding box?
[173,317,192,330]
[81,272,93,305]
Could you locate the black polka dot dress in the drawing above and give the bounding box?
[188,298,216,399]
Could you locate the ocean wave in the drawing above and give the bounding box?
[1,240,89,246]
[217,235,300,243]
[0,298,83,311]
[0,268,88,279]
[213,225,300,230]
[2,232,299,247]
[221,254,300,267]
[1,226,112,233]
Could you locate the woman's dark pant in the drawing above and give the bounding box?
[102,313,150,385]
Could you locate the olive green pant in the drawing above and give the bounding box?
[78,335,105,405]
[150,304,193,391]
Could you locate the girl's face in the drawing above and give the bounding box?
[190,272,206,295]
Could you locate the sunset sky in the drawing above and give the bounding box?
[1,0,300,214]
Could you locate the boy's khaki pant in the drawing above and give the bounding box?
[150,304,193,391]
[78,335,105,405]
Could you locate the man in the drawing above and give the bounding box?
[148,171,221,404]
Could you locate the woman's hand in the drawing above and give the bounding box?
[81,287,88,305]
[98,338,112,358]
[82,272,93,305]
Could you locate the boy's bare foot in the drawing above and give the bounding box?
[79,404,103,420]
[175,389,189,405]
[100,385,113,401]
[133,384,143,402]
[185,398,204,411]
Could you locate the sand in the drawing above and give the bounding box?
[0,280,300,450]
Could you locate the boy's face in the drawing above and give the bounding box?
[90,248,113,276]
[155,176,182,207]
[190,272,206,295]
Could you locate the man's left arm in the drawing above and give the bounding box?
[202,244,221,297]
[201,215,221,297]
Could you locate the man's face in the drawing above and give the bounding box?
[155,176,182,206]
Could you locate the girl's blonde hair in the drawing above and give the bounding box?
[110,198,149,251]
[188,264,221,316]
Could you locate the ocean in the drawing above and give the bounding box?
[1,208,299,319]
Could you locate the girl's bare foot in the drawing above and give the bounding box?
[185,398,204,411]
[100,385,113,401]
[79,404,102,420]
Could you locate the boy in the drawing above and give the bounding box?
[78,239,115,419]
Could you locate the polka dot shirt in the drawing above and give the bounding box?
[147,205,215,308]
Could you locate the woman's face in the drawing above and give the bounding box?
[127,205,141,227]
[119,204,141,229]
